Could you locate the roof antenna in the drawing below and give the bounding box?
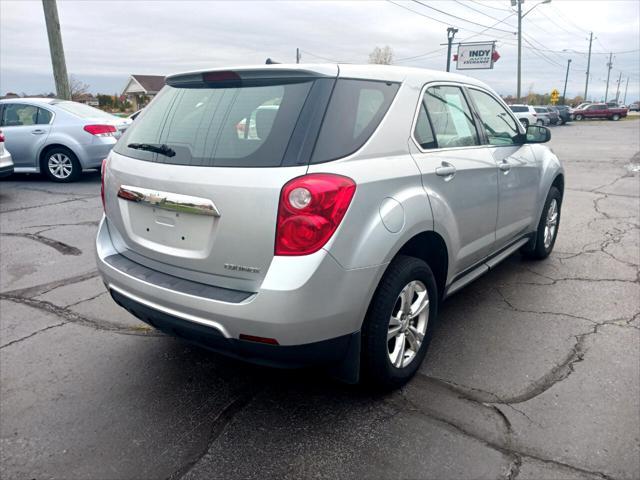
[265,58,280,65]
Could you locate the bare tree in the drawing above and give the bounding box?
[69,75,90,100]
[368,46,393,65]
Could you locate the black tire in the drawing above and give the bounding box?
[575,114,584,121]
[557,116,564,126]
[611,114,620,121]
[521,186,562,260]
[536,119,544,126]
[520,119,529,128]
[361,255,439,390]
[41,146,81,183]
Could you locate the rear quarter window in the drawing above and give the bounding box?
[509,106,528,113]
[310,79,399,164]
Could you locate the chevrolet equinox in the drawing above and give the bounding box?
[96,65,563,389]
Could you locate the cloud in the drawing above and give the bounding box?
[1,0,638,101]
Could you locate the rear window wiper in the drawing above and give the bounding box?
[127,143,176,157]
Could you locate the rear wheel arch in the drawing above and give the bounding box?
[393,231,449,300]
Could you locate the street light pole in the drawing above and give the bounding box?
[623,77,629,105]
[516,0,522,100]
[446,27,458,73]
[615,71,622,103]
[515,0,551,102]
[562,59,571,105]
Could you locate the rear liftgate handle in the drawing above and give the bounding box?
[435,162,456,181]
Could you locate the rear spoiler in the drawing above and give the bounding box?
[166,67,337,89]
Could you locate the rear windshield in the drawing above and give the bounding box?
[115,81,314,167]
[53,101,115,119]
[509,106,528,113]
[114,78,399,168]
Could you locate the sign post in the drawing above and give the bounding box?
[550,89,560,105]
[455,42,498,70]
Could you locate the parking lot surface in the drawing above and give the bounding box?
[1,119,639,480]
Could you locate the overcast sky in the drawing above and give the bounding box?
[1,0,639,102]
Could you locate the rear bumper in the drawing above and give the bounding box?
[96,216,384,359]
[0,151,14,177]
[110,288,358,368]
[77,139,116,169]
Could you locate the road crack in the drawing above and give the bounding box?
[1,232,81,256]
[0,321,67,349]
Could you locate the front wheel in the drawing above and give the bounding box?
[361,255,438,390]
[575,114,584,121]
[611,114,620,121]
[521,186,562,260]
[536,119,544,126]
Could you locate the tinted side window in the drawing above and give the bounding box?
[413,102,436,149]
[311,79,399,163]
[468,89,520,146]
[423,85,479,148]
[37,108,53,124]
[509,106,527,113]
[1,104,38,126]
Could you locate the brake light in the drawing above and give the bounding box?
[275,173,356,256]
[0,130,4,142]
[84,124,117,137]
[101,158,108,211]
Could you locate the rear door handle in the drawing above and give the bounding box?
[435,163,456,179]
[31,129,46,135]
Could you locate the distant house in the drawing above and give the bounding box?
[122,74,165,110]
[74,93,99,107]
[2,92,19,99]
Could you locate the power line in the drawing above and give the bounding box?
[548,4,591,36]
[452,0,513,24]
[410,0,516,34]
[394,47,447,63]
[468,0,513,13]
[532,7,586,38]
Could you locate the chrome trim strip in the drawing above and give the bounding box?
[117,185,220,217]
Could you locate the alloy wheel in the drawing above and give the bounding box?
[387,280,429,369]
[544,198,559,249]
[48,153,73,179]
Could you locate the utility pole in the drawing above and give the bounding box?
[516,0,522,100]
[583,32,593,101]
[562,59,571,105]
[623,77,629,104]
[604,52,613,102]
[614,71,622,103]
[42,0,70,100]
[446,27,458,72]
[296,48,301,64]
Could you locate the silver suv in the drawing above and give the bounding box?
[96,65,563,389]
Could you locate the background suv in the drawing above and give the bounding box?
[0,98,129,182]
[508,104,546,127]
[97,65,563,389]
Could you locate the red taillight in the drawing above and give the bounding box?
[101,158,108,211]
[275,173,356,256]
[203,70,241,84]
[84,124,117,137]
[0,130,4,142]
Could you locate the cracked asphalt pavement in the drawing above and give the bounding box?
[1,119,638,480]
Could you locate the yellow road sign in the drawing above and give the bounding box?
[550,88,560,105]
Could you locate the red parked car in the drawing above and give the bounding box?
[572,103,628,121]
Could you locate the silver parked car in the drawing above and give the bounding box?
[0,129,14,178]
[96,65,564,389]
[0,98,129,182]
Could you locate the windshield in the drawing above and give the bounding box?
[53,101,116,119]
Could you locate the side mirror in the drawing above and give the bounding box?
[525,125,551,143]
